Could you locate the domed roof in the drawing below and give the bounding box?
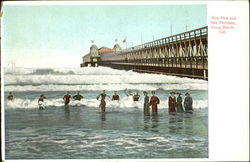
[113,44,122,52]
[90,44,98,50]
[113,44,121,49]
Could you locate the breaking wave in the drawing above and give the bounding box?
[5,83,207,92]
[4,67,207,91]
[4,67,133,75]
[5,97,208,110]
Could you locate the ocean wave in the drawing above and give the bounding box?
[5,68,207,86]
[4,97,207,110]
[4,66,133,75]
[5,82,207,92]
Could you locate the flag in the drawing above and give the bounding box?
[123,37,127,43]
[115,39,117,43]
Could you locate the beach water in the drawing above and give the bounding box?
[4,66,208,159]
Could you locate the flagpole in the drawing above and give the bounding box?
[141,34,143,44]
[170,24,172,36]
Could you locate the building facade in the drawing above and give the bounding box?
[80,44,122,67]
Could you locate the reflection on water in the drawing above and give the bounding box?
[168,113,185,133]
[143,114,150,131]
[100,112,106,128]
[151,113,159,132]
[143,113,159,132]
[64,106,70,120]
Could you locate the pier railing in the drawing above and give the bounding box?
[99,26,208,80]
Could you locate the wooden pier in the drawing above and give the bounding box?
[87,26,208,80]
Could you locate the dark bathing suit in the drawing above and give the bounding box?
[112,95,119,100]
[63,95,71,105]
[133,95,140,101]
[144,96,150,114]
[73,95,83,100]
[7,95,13,100]
[97,93,107,112]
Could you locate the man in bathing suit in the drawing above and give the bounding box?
[63,91,71,105]
[97,90,110,112]
[7,92,14,101]
[133,91,140,101]
[73,91,83,101]
[38,94,47,109]
[112,91,120,101]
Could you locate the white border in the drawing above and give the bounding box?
[1,1,249,162]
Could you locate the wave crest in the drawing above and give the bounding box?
[5,97,208,110]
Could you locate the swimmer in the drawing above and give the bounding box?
[7,92,14,101]
[73,91,83,101]
[112,91,120,101]
[38,94,47,109]
[124,88,133,96]
[96,90,110,112]
[133,91,140,102]
[63,91,71,105]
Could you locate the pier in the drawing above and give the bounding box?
[82,26,208,80]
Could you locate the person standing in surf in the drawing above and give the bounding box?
[38,94,47,109]
[112,91,120,101]
[133,91,140,102]
[176,92,184,112]
[97,90,110,112]
[63,91,71,106]
[149,91,160,113]
[184,92,193,113]
[168,91,176,113]
[73,91,83,101]
[143,91,150,115]
[7,92,14,101]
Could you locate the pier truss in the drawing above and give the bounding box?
[99,26,208,80]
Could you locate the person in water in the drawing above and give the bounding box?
[176,92,184,112]
[73,91,83,101]
[112,91,120,101]
[7,92,14,101]
[184,92,193,112]
[149,91,160,113]
[143,91,150,115]
[168,91,176,113]
[97,90,110,112]
[38,94,47,109]
[63,91,71,105]
[125,88,133,96]
[133,91,140,102]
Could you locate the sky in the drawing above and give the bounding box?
[3,4,207,68]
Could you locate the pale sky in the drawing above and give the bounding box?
[3,4,207,68]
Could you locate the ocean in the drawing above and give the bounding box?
[4,66,208,159]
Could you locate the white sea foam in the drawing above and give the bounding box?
[4,66,132,75]
[4,67,207,86]
[5,97,208,110]
[5,83,207,92]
